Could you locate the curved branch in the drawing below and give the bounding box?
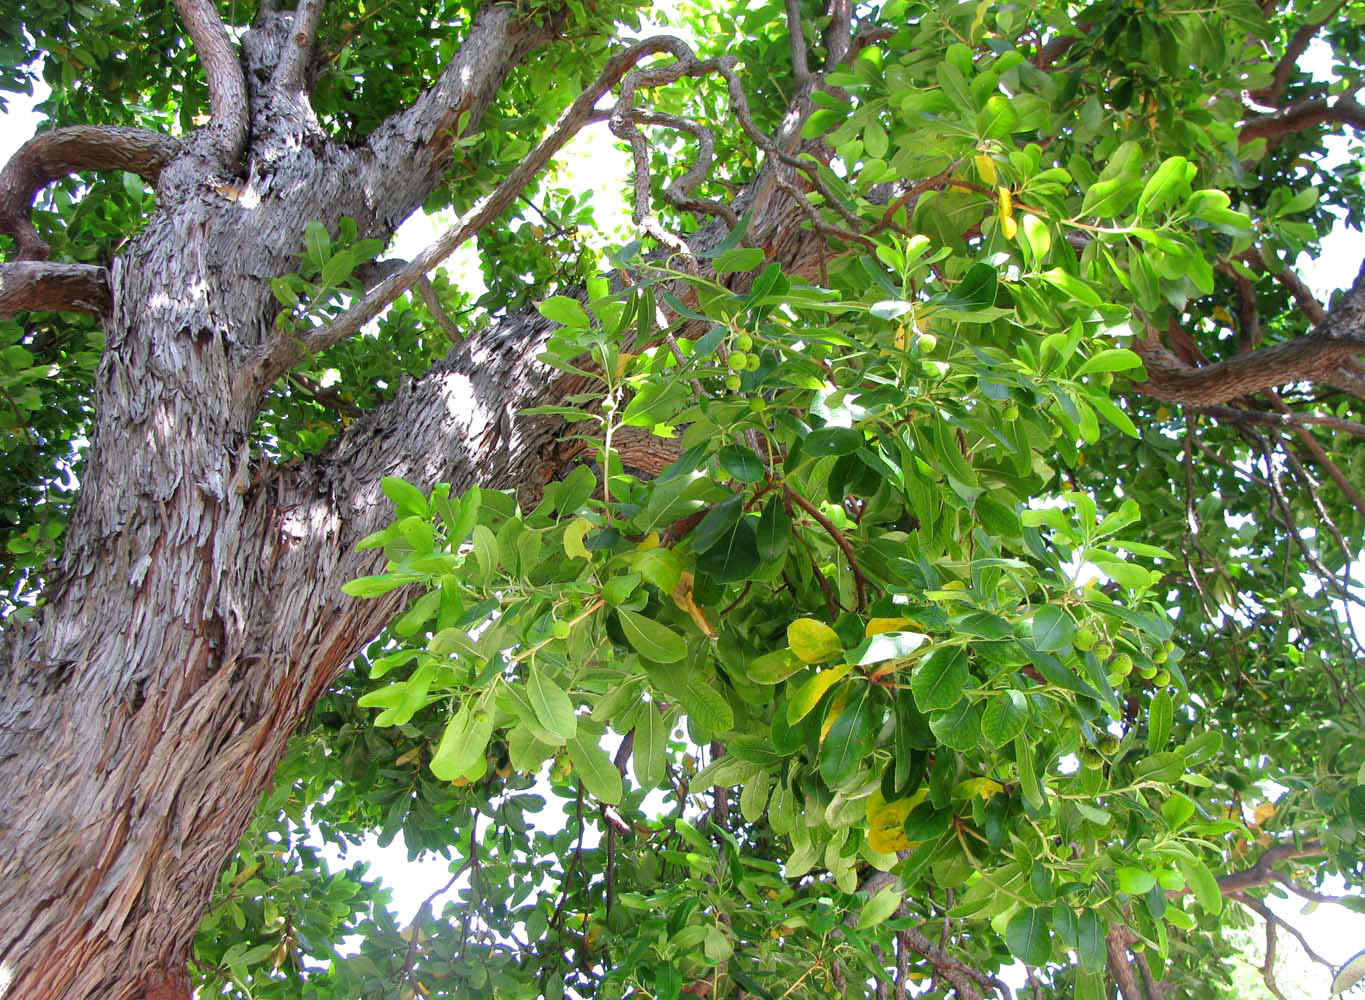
[273,0,325,92]
[1216,839,1324,895]
[1241,95,1365,143]
[0,126,181,261]
[173,0,249,163]
[0,262,110,318]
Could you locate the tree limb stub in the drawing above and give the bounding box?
[0,126,181,261]
[0,261,111,317]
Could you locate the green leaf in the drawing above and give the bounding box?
[1136,156,1191,218]
[527,666,577,740]
[1116,866,1157,895]
[977,95,1019,139]
[681,676,735,732]
[538,295,590,327]
[803,426,864,457]
[714,247,765,274]
[382,476,429,518]
[819,682,879,786]
[1075,348,1144,377]
[1077,909,1105,971]
[473,524,499,581]
[981,690,1029,746]
[430,704,493,780]
[911,646,970,712]
[691,494,744,553]
[634,707,667,788]
[1031,606,1075,652]
[858,886,903,929]
[1080,176,1142,218]
[756,494,791,562]
[718,444,764,483]
[695,515,760,583]
[1177,858,1223,916]
[1149,690,1173,752]
[618,609,687,663]
[928,698,981,750]
[788,617,842,663]
[566,734,623,803]
[342,573,416,598]
[1038,268,1101,306]
[750,647,805,684]
[1006,907,1052,966]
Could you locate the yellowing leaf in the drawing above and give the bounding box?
[952,777,1004,800]
[788,618,842,663]
[564,517,591,560]
[866,787,928,853]
[787,664,852,724]
[1252,801,1275,826]
[671,571,717,638]
[866,617,912,637]
[819,686,851,746]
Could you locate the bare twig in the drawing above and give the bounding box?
[1232,892,1336,970]
[784,484,867,610]
[1249,1,1349,106]
[784,0,813,86]
[1195,403,1365,440]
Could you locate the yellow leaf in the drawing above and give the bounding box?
[564,517,591,560]
[615,352,636,378]
[788,617,842,663]
[866,787,928,853]
[637,532,660,551]
[1001,215,1018,239]
[975,153,998,186]
[998,186,1014,220]
[1253,801,1275,826]
[866,617,913,637]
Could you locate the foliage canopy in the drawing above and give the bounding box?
[1,0,1364,998]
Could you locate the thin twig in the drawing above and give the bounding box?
[784,484,867,610]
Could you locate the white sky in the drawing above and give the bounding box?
[2,37,1363,996]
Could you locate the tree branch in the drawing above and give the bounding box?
[0,261,110,318]
[1216,839,1324,895]
[1249,1,1348,106]
[1232,893,1336,970]
[0,126,181,261]
[256,36,706,386]
[360,3,559,223]
[1241,95,1365,143]
[172,0,249,163]
[1134,259,1365,404]
[272,0,326,92]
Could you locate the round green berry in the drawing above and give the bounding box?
[725,374,742,391]
[728,351,749,371]
[734,332,754,352]
[1075,627,1097,652]
[551,621,572,640]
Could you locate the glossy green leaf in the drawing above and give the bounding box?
[618,609,687,663]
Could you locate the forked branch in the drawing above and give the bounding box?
[0,126,181,261]
[273,0,326,92]
[1241,95,1365,142]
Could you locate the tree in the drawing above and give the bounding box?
[0,0,1362,996]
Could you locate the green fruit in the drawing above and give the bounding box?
[1080,747,1105,769]
[1098,735,1120,755]
[1111,653,1134,676]
[734,332,754,352]
[1002,404,1020,422]
[1075,627,1097,652]
[552,621,572,640]
[1107,672,1125,687]
[1139,664,1159,680]
[746,351,761,370]
[1093,642,1113,661]
[725,374,742,391]
[917,333,938,354]
[748,397,766,413]
[1153,645,1169,664]
[728,351,749,371]
[1153,669,1171,687]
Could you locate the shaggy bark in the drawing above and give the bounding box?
[0,6,560,998]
